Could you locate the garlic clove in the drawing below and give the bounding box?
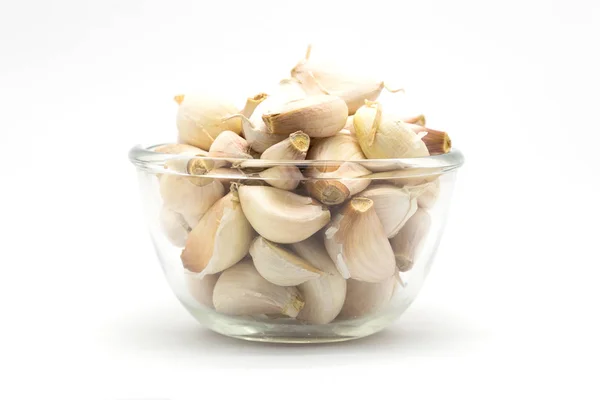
[307,133,365,163]
[305,162,371,203]
[401,115,426,126]
[341,115,355,135]
[324,197,396,283]
[176,93,242,150]
[258,165,303,191]
[212,260,305,317]
[159,175,224,228]
[367,169,440,187]
[354,102,430,159]
[260,131,310,160]
[390,208,431,272]
[338,275,398,319]
[278,78,307,102]
[358,184,418,238]
[208,130,251,158]
[238,185,331,244]
[291,236,346,324]
[262,95,348,138]
[159,206,190,247]
[249,236,323,286]
[185,271,219,309]
[305,179,350,205]
[405,124,452,154]
[410,179,440,209]
[181,189,255,277]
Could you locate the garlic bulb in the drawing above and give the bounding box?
[259,166,303,191]
[260,131,310,160]
[159,176,224,228]
[338,276,398,319]
[181,189,255,277]
[353,102,430,159]
[238,185,331,244]
[291,236,347,324]
[358,184,418,238]
[307,133,365,163]
[250,236,323,286]
[390,208,431,272]
[212,260,305,317]
[324,197,396,283]
[208,130,250,158]
[158,206,190,247]
[290,45,401,115]
[262,95,348,138]
[175,93,242,150]
[185,272,219,309]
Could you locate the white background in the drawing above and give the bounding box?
[1,0,599,399]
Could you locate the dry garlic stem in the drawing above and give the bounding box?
[262,95,348,138]
[181,189,254,277]
[406,124,452,154]
[250,236,323,286]
[159,176,224,228]
[359,184,418,238]
[212,261,305,317]
[159,206,190,247]
[291,45,402,115]
[354,102,430,159]
[175,93,242,150]
[390,208,431,272]
[238,185,330,244]
[261,131,310,160]
[307,133,366,164]
[185,272,219,309]
[240,93,268,118]
[291,236,346,324]
[324,197,396,283]
[338,276,398,319]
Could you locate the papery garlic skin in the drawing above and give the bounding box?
[238,185,331,244]
[250,237,323,286]
[212,260,305,318]
[390,208,431,272]
[359,184,418,238]
[185,271,219,309]
[176,93,242,150]
[291,236,347,324]
[324,197,396,283]
[159,206,190,247]
[181,190,254,277]
[338,276,398,319]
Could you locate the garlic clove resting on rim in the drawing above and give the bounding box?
[338,275,398,319]
[159,176,224,228]
[358,184,418,238]
[181,188,255,277]
[390,208,432,272]
[185,271,220,309]
[258,165,303,191]
[291,236,347,324]
[307,133,365,163]
[175,93,243,150]
[238,185,331,244]
[260,131,310,160]
[158,206,190,247]
[212,260,305,318]
[353,102,430,159]
[249,236,324,286]
[324,197,396,283]
[262,95,348,138]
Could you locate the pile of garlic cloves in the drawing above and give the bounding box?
[156,46,452,324]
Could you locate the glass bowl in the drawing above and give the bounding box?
[128,144,464,343]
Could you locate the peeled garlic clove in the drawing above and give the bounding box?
[175,93,242,150]
[259,165,303,191]
[159,175,224,228]
[390,208,431,272]
[324,197,396,283]
[261,131,310,160]
[307,134,365,163]
[250,236,323,286]
[181,189,254,276]
[359,184,418,238]
[212,260,305,317]
[208,130,250,158]
[238,185,330,244]
[185,271,219,309]
[305,179,350,205]
[262,95,348,138]
[159,206,190,247]
[354,102,430,159]
[153,143,208,156]
[338,276,398,319]
[291,236,346,324]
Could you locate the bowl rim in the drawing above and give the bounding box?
[128,143,465,178]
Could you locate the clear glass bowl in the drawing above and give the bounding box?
[128,144,464,343]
